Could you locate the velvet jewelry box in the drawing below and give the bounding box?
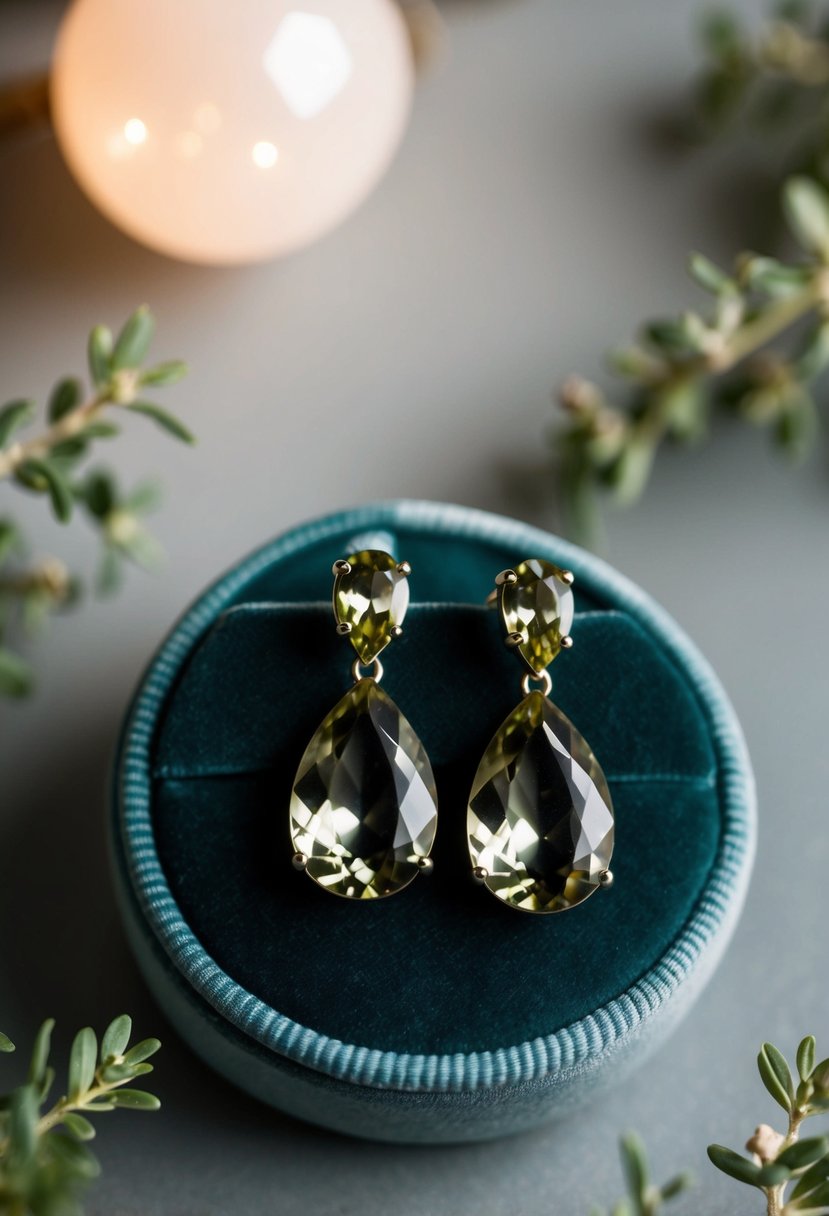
[112,500,756,1144]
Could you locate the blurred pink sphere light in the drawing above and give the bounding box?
[51,0,414,264]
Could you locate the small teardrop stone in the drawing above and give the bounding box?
[290,679,438,899]
[335,550,409,664]
[501,558,574,673]
[467,691,613,912]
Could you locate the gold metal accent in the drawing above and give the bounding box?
[560,634,574,649]
[417,856,434,873]
[495,569,518,586]
[351,656,384,684]
[472,866,489,884]
[332,559,351,576]
[561,570,575,585]
[396,560,411,576]
[599,869,614,888]
[390,625,403,639]
[336,622,352,636]
[505,632,524,648]
[292,852,308,871]
[521,670,553,697]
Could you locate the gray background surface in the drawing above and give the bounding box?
[1,1,827,1212]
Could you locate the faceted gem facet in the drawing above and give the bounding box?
[290,678,437,899]
[334,550,409,664]
[500,558,574,673]
[467,691,614,913]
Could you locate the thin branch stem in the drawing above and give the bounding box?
[0,390,110,481]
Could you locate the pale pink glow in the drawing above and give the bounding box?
[50,0,414,265]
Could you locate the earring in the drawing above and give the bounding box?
[467,560,614,913]
[289,550,438,900]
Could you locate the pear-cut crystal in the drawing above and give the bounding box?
[335,550,409,664]
[467,691,613,912]
[501,558,574,673]
[290,679,438,899]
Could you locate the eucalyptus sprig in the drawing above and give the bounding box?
[555,174,829,541]
[0,1016,161,1216]
[0,305,192,698]
[591,1133,693,1216]
[708,1036,829,1214]
[697,1,829,172]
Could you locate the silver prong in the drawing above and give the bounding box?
[332,559,351,576]
[292,852,308,872]
[390,625,403,639]
[472,866,489,885]
[495,569,518,586]
[560,634,574,649]
[599,869,614,889]
[505,632,524,648]
[396,560,411,576]
[336,622,352,636]
[561,569,575,586]
[417,856,434,874]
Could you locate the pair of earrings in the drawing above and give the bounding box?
[289,551,615,914]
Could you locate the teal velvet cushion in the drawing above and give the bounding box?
[113,501,755,1141]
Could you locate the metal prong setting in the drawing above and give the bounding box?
[332,559,351,576]
[390,625,403,639]
[292,852,308,872]
[417,856,434,874]
[336,622,352,636]
[472,866,489,884]
[505,632,524,648]
[397,560,411,576]
[599,869,614,888]
[561,569,575,586]
[495,569,518,586]
[560,634,574,649]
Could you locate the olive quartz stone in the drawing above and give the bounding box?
[467,691,614,913]
[500,558,574,674]
[334,550,410,665]
[290,679,438,899]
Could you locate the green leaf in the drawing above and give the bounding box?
[778,1138,829,1171]
[88,325,113,388]
[0,648,33,697]
[46,1131,101,1179]
[28,1018,54,1086]
[0,398,35,447]
[82,470,116,520]
[7,1084,38,1169]
[112,306,155,371]
[124,480,162,514]
[38,1065,55,1103]
[644,319,696,356]
[688,252,733,294]
[791,1155,829,1200]
[63,1112,96,1141]
[799,1037,818,1083]
[741,255,813,296]
[68,1027,97,1101]
[759,1042,796,1112]
[784,177,829,260]
[100,1062,134,1083]
[108,1088,160,1110]
[50,435,88,461]
[100,1014,132,1062]
[706,1144,764,1186]
[796,324,829,382]
[790,1180,829,1210]
[0,519,22,564]
[80,421,120,440]
[126,402,195,444]
[604,436,656,505]
[659,1171,693,1200]
[20,458,73,523]
[700,10,742,58]
[96,546,123,596]
[619,1132,649,1210]
[0,1031,14,1052]
[775,392,819,461]
[140,360,188,387]
[48,377,82,422]
[122,1038,161,1066]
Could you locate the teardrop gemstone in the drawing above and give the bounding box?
[500,559,574,673]
[290,679,438,899]
[334,550,409,664]
[467,691,613,912]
